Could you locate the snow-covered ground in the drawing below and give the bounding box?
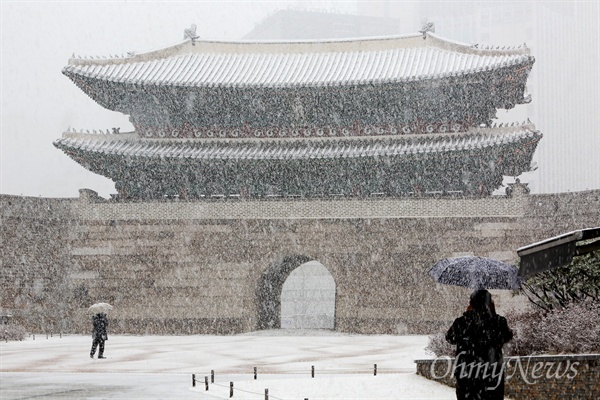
[1,330,457,399]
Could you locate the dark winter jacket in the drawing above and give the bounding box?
[92,313,108,341]
[446,309,512,399]
[447,310,512,365]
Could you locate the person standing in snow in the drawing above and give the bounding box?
[90,312,108,359]
[446,289,513,400]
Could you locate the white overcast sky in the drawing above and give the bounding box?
[1,1,599,198]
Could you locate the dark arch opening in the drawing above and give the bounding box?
[256,255,313,330]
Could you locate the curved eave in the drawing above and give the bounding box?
[54,126,542,162]
[63,58,534,117]
[63,53,533,90]
[63,32,533,96]
[63,61,534,94]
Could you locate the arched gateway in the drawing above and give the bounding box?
[257,256,336,330]
[281,261,336,330]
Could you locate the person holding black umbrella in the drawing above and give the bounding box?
[90,312,109,359]
[446,289,513,400]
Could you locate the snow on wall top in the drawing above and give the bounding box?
[63,32,532,88]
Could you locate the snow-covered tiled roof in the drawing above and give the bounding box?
[63,32,533,88]
[54,126,541,161]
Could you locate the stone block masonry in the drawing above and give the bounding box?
[1,186,599,335]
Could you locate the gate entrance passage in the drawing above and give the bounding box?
[280,261,336,330]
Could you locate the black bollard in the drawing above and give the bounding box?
[230,382,233,398]
[254,366,257,380]
[374,363,377,376]
[192,374,196,387]
[311,365,315,378]
[211,369,215,383]
[205,376,209,391]
[265,388,268,400]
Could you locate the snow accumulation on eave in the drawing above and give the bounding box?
[426,32,530,56]
[63,50,533,90]
[54,124,541,161]
[67,38,190,66]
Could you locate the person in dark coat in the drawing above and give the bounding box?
[446,289,513,400]
[90,312,108,359]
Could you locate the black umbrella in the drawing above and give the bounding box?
[429,256,521,290]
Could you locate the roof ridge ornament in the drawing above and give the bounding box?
[184,24,200,45]
[419,20,435,39]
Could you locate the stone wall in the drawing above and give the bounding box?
[0,195,79,333]
[521,190,600,240]
[415,354,600,400]
[1,186,599,335]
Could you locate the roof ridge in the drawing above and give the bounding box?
[67,32,531,68]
